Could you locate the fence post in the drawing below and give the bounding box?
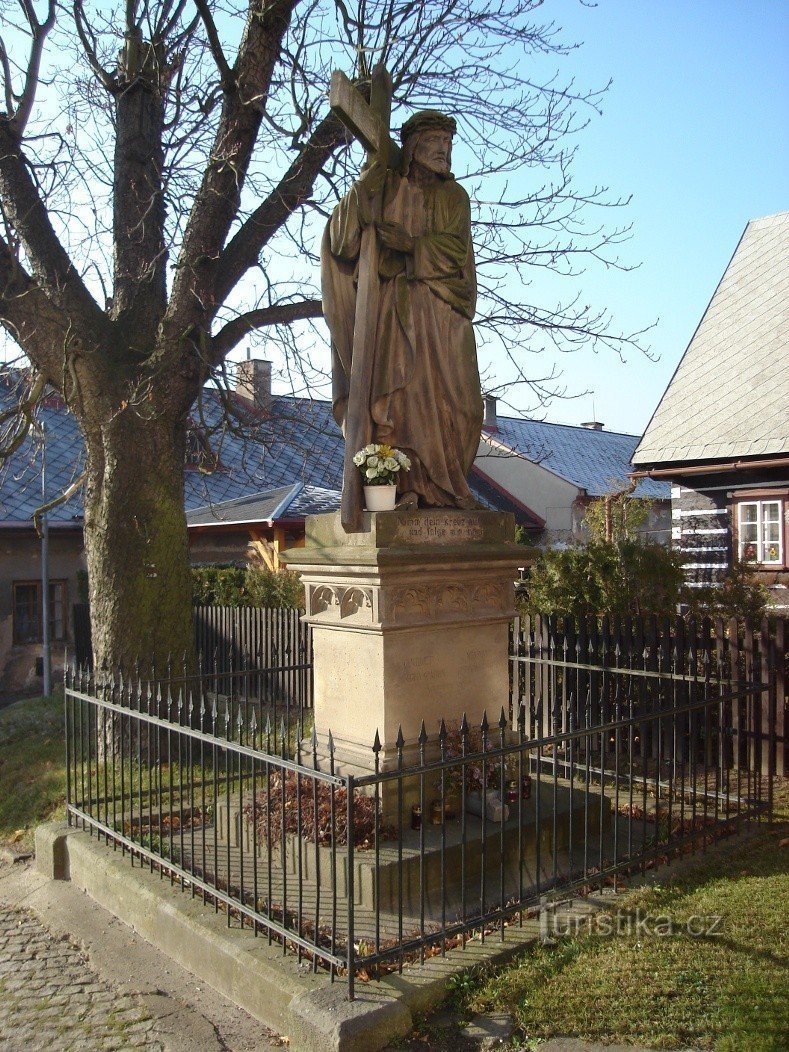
[777,619,787,777]
[758,619,773,783]
[346,773,355,1000]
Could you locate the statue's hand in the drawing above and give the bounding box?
[356,159,387,198]
[376,221,414,254]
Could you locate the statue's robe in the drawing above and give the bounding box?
[322,168,484,508]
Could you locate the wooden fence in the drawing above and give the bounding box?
[510,615,787,777]
[72,602,313,708]
[193,604,312,707]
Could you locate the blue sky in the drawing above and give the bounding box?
[1,2,785,441]
[512,0,788,435]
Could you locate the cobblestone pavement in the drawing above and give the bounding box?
[0,904,162,1051]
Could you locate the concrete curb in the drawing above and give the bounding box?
[34,822,548,1051]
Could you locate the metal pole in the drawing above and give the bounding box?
[40,422,51,696]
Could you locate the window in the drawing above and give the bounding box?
[12,581,68,644]
[737,500,783,565]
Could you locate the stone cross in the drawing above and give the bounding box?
[329,67,402,532]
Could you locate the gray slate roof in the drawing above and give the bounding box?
[482,416,669,499]
[0,378,665,526]
[634,211,789,467]
[187,483,341,526]
[0,385,529,525]
[0,391,85,526]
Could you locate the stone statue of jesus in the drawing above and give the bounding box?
[322,109,484,509]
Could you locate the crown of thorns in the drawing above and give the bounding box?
[399,110,456,143]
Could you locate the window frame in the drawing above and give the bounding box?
[733,490,787,569]
[12,579,69,645]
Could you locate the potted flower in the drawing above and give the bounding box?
[353,443,411,512]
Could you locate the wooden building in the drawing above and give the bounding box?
[633,211,789,611]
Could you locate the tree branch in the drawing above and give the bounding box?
[72,0,118,92]
[0,367,45,457]
[12,0,57,136]
[0,229,80,381]
[166,0,300,337]
[111,26,170,347]
[216,110,345,303]
[0,121,106,337]
[212,298,323,361]
[33,470,86,534]
[193,0,235,89]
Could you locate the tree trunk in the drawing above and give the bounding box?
[83,406,195,681]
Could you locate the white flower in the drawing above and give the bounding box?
[355,443,410,480]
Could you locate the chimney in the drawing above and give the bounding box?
[483,394,498,431]
[236,359,272,412]
[580,420,604,431]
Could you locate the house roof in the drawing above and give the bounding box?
[480,416,669,500]
[0,381,542,527]
[0,387,86,526]
[633,211,789,468]
[186,483,342,527]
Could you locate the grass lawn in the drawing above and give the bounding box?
[0,692,67,853]
[457,785,789,1050]
[0,691,264,856]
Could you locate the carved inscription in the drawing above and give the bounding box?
[397,646,489,686]
[308,577,513,627]
[396,513,486,544]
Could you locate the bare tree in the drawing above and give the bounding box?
[0,0,647,674]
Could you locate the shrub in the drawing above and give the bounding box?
[683,559,770,622]
[191,565,304,609]
[521,539,686,619]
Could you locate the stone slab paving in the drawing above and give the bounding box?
[0,903,161,1051]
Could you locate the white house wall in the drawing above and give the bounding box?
[475,439,579,543]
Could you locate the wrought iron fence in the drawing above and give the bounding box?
[511,614,786,776]
[64,640,771,999]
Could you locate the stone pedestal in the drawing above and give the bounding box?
[282,509,529,774]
